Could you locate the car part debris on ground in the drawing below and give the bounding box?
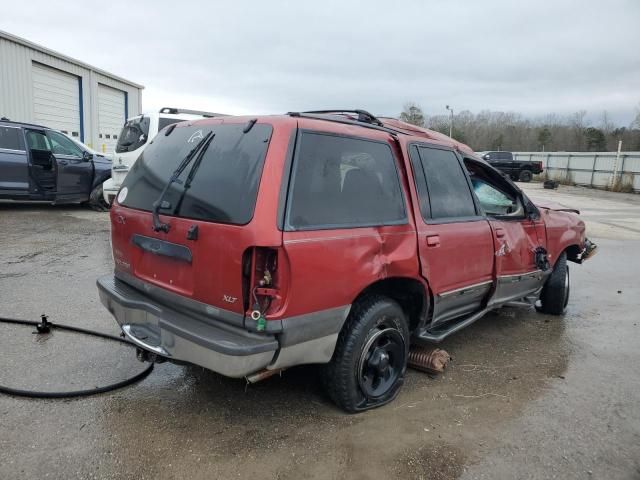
[407,347,451,374]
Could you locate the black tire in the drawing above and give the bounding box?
[321,295,409,413]
[537,252,570,315]
[87,183,110,211]
[519,170,533,182]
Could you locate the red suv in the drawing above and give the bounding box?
[98,110,596,412]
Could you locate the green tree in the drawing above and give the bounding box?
[399,102,425,127]
[537,127,552,151]
[584,127,606,151]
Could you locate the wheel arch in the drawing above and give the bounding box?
[350,277,430,333]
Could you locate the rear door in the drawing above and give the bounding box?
[46,130,93,200]
[0,125,29,194]
[462,158,547,304]
[409,145,495,325]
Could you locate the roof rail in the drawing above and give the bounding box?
[159,107,228,118]
[301,109,384,126]
[288,111,407,137]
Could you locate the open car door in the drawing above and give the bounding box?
[463,158,548,305]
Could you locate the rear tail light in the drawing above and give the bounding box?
[242,247,286,324]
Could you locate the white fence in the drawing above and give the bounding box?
[512,152,640,192]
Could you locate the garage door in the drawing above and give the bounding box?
[32,62,81,139]
[98,84,126,154]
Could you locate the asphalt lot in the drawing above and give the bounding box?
[1,183,639,480]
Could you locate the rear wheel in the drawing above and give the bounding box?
[87,184,110,211]
[519,169,533,182]
[537,252,570,315]
[321,295,409,413]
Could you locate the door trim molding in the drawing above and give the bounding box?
[438,280,493,298]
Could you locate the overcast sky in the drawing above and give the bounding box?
[2,0,639,125]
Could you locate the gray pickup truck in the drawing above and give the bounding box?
[0,119,111,209]
[480,151,543,182]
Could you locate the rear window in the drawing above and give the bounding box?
[119,123,273,225]
[286,132,406,230]
[0,126,24,151]
[116,116,150,153]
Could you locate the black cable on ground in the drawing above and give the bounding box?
[0,315,154,399]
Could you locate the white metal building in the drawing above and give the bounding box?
[0,30,143,154]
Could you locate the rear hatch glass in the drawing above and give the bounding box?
[119,122,273,225]
[116,116,150,153]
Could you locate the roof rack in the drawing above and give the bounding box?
[301,109,384,126]
[159,107,227,118]
[287,110,407,137]
[0,117,47,129]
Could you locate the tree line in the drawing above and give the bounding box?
[398,103,640,152]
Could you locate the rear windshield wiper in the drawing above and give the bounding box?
[173,134,216,216]
[151,131,214,233]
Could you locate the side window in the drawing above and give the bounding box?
[464,159,524,217]
[47,131,83,157]
[417,146,477,220]
[25,130,52,151]
[287,132,406,230]
[0,126,24,150]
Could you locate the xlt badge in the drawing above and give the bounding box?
[223,295,237,304]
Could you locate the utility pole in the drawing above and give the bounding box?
[446,105,454,138]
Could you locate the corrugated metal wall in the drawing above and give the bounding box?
[513,152,640,192]
[0,33,142,152]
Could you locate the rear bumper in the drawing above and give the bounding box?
[102,178,118,204]
[97,275,350,377]
[97,275,278,377]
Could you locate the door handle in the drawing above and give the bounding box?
[426,235,440,247]
[495,227,505,238]
[58,160,68,165]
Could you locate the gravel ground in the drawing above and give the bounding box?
[0,184,639,480]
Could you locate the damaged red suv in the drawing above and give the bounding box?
[98,110,596,412]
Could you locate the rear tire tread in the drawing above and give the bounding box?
[321,294,408,413]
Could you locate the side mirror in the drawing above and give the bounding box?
[83,150,93,162]
[483,154,490,160]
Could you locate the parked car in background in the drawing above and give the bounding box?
[102,107,226,204]
[0,118,111,209]
[98,110,595,413]
[480,151,543,182]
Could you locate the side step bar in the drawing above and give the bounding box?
[414,309,489,343]
[414,299,536,343]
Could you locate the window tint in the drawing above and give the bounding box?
[116,116,150,153]
[48,131,83,157]
[0,126,24,150]
[287,133,406,230]
[120,123,272,225]
[158,117,184,131]
[25,130,51,151]
[417,147,476,219]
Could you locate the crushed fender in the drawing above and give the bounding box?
[408,346,451,375]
